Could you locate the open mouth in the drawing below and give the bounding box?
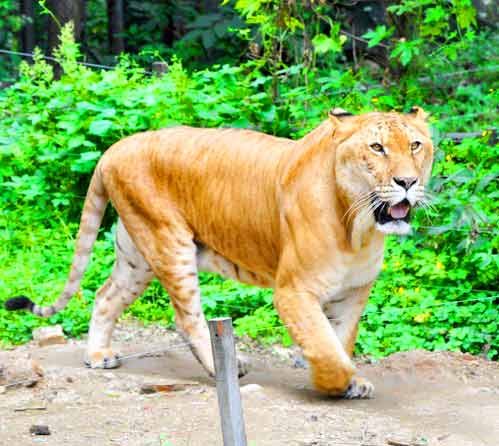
[373,199,412,225]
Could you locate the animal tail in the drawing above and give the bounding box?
[4,167,108,317]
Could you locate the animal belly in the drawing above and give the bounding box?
[196,243,274,288]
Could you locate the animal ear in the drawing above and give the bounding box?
[328,108,354,125]
[408,106,429,122]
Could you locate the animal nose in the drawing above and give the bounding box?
[393,176,418,190]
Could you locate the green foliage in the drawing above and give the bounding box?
[230,0,347,71]
[390,39,421,67]
[0,0,23,43]
[357,0,479,68]
[0,0,24,79]
[312,23,346,55]
[0,21,497,360]
[362,25,394,48]
[0,220,108,345]
[234,305,293,346]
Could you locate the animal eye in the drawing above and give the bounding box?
[370,143,385,154]
[410,141,422,153]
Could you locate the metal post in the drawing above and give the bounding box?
[208,317,247,446]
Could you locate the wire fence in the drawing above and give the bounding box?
[112,290,499,363]
[0,46,497,90]
[0,46,497,134]
[2,271,496,389]
[179,287,498,348]
[199,293,499,319]
[0,48,153,74]
[1,46,496,142]
[3,300,495,387]
[415,225,498,235]
[112,289,498,349]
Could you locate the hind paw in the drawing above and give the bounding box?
[237,355,251,378]
[343,376,374,399]
[84,349,122,369]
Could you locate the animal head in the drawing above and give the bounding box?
[331,107,434,236]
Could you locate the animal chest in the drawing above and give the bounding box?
[320,248,384,305]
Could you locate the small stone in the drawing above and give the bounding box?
[102,372,116,381]
[30,425,51,436]
[140,382,197,394]
[105,390,121,398]
[293,356,308,369]
[240,383,264,394]
[308,414,318,422]
[33,325,66,347]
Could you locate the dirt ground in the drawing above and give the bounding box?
[1,321,498,446]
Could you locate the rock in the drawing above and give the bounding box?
[140,382,198,394]
[30,425,51,436]
[33,325,66,347]
[293,356,308,369]
[240,383,264,395]
[102,372,116,381]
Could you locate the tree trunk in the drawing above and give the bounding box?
[20,0,35,53]
[47,0,86,54]
[107,0,125,55]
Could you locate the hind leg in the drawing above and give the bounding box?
[86,220,154,369]
[113,211,248,377]
[158,238,216,376]
[161,240,250,377]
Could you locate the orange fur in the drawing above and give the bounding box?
[19,110,434,397]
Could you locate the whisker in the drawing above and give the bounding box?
[343,190,376,223]
[423,191,437,202]
[345,199,375,225]
[357,197,384,226]
[420,206,431,225]
[416,200,434,225]
[420,198,437,214]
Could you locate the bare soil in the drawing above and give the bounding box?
[1,320,498,446]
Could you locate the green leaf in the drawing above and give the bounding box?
[88,120,113,136]
[390,40,420,66]
[70,151,102,173]
[424,6,447,23]
[312,33,346,54]
[453,2,477,29]
[362,25,394,48]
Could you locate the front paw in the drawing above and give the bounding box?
[84,349,122,369]
[343,376,374,399]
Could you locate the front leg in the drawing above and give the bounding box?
[324,283,374,398]
[273,286,355,396]
[325,283,372,357]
